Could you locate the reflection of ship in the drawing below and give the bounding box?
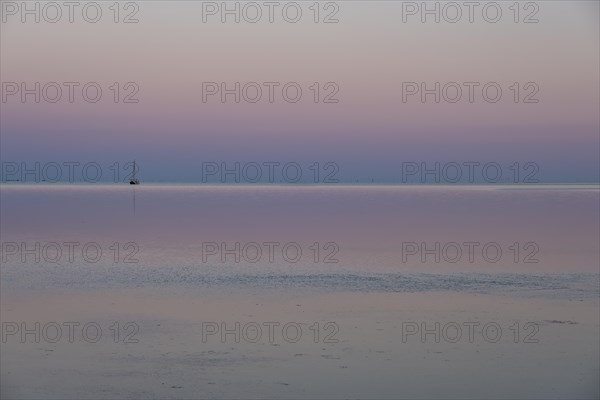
[129,160,140,185]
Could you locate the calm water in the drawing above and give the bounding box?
[1,184,599,399]
[1,184,598,297]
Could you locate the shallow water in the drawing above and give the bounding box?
[1,184,599,399]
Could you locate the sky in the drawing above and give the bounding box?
[1,0,599,182]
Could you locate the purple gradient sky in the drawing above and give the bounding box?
[1,1,598,182]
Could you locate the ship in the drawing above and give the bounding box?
[130,160,140,184]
